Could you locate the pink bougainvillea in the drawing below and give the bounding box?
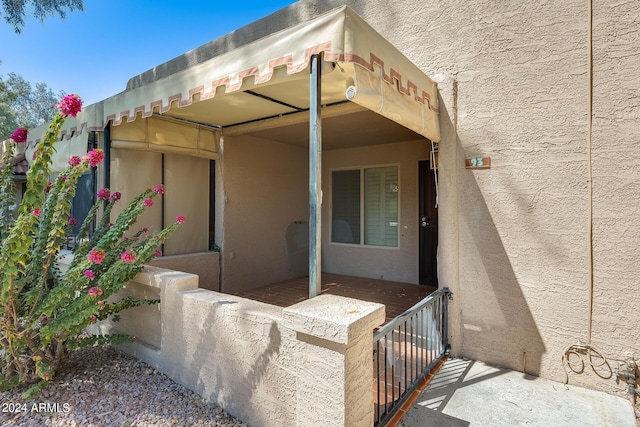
[90,316,97,323]
[154,249,163,257]
[109,192,121,202]
[153,185,165,195]
[68,156,81,167]
[10,128,28,143]
[87,249,106,265]
[88,286,103,296]
[141,227,148,233]
[32,210,41,217]
[97,188,110,200]
[67,218,78,227]
[84,270,96,280]
[55,94,82,118]
[83,149,104,167]
[121,251,137,263]
[176,215,185,224]
[143,198,154,207]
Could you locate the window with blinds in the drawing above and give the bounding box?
[331,166,399,248]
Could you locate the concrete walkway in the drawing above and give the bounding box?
[400,358,637,427]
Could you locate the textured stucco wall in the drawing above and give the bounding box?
[322,140,429,283]
[281,0,640,398]
[148,251,220,291]
[103,266,385,427]
[220,134,308,293]
[589,0,640,394]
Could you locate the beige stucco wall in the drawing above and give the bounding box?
[322,140,429,283]
[284,0,640,399]
[589,0,640,393]
[148,251,220,291]
[93,266,385,427]
[220,134,308,293]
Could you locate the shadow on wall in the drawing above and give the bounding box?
[458,151,546,376]
[167,294,287,426]
[438,94,547,376]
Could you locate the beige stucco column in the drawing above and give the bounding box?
[283,294,385,427]
[432,74,462,356]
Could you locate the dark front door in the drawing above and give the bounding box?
[419,160,438,286]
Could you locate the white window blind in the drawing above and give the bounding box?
[332,166,398,247]
[364,166,398,247]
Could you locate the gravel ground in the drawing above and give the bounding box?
[0,346,249,427]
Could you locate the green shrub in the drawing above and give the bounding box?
[0,95,184,398]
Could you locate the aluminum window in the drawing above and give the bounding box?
[331,166,398,247]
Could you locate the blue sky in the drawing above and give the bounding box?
[0,0,296,106]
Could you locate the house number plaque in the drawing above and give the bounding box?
[465,157,491,169]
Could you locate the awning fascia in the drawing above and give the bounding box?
[102,6,440,141]
[25,103,103,173]
[25,5,440,169]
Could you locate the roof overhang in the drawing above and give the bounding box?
[26,5,440,170]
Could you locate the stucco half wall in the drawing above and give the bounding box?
[91,266,385,427]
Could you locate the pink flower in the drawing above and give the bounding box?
[143,198,154,207]
[106,222,113,227]
[97,301,106,311]
[176,215,185,224]
[109,192,121,202]
[97,188,110,200]
[68,156,81,167]
[153,185,165,195]
[84,270,95,280]
[55,94,82,118]
[141,227,148,233]
[88,286,103,296]
[59,175,67,182]
[154,249,162,257]
[68,217,78,227]
[44,182,52,192]
[121,250,137,263]
[90,316,97,323]
[10,128,28,143]
[33,209,41,217]
[87,249,106,265]
[83,149,104,167]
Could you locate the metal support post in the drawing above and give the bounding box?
[309,54,322,298]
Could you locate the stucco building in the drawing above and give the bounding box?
[26,0,639,422]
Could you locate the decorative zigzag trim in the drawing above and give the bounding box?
[106,41,438,126]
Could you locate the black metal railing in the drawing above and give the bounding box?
[373,288,451,426]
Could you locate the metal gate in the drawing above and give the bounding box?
[373,288,452,426]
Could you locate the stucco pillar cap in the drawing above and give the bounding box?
[283,294,385,345]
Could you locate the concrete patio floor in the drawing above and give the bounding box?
[398,358,637,427]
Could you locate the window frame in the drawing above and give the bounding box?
[330,163,401,250]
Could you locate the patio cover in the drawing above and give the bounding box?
[25,5,440,169]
